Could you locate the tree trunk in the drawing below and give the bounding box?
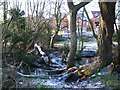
[116,45,120,72]
[50,30,59,48]
[112,4,120,73]
[66,0,92,68]
[112,45,120,73]
[80,7,84,50]
[112,33,120,73]
[67,10,77,68]
[85,1,116,75]
[98,1,116,68]
[65,1,116,81]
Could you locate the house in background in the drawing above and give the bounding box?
[50,10,101,37]
[57,16,70,37]
[49,14,69,37]
[60,16,69,33]
[77,11,88,33]
[76,10,100,34]
[90,11,100,28]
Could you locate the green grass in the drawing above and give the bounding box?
[55,40,97,51]
[38,83,53,90]
[56,40,96,45]
[90,74,120,87]
[103,75,120,87]
[55,39,97,46]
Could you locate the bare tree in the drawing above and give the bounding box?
[26,0,51,48]
[67,0,92,68]
[50,0,67,48]
[2,0,51,66]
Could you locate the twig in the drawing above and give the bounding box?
[23,62,32,74]
[17,61,23,69]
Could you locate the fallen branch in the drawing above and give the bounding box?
[16,71,48,79]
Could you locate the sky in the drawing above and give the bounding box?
[0,0,100,21]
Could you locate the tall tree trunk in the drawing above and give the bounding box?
[113,0,120,73]
[98,1,116,68]
[66,0,91,68]
[113,45,120,73]
[2,1,7,61]
[112,16,120,73]
[67,10,77,68]
[80,7,84,50]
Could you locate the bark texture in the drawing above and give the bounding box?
[98,1,116,68]
[82,1,116,76]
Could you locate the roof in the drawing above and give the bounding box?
[91,11,100,18]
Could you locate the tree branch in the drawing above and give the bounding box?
[67,0,74,10]
[75,0,93,11]
[84,7,98,40]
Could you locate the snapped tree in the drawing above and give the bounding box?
[66,0,117,80]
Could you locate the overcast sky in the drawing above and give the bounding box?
[0,0,100,21]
